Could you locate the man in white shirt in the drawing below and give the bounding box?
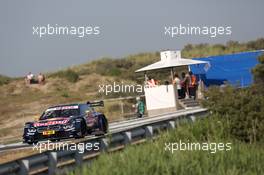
[173,73,182,99]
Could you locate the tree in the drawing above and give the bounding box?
[252,54,264,84]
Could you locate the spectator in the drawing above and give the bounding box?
[25,72,34,84]
[180,72,188,98]
[189,71,197,99]
[185,72,191,98]
[147,76,156,87]
[135,96,145,118]
[173,73,181,99]
[37,73,45,85]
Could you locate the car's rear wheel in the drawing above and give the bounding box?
[98,116,108,134]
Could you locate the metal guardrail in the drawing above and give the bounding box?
[0,108,207,175]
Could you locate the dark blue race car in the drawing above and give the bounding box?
[23,101,108,144]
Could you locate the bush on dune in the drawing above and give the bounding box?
[0,75,11,86]
[182,38,264,58]
[49,69,79,83]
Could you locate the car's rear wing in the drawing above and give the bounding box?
[87,100,104,107]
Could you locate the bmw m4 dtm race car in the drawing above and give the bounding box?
[23,101,108,144]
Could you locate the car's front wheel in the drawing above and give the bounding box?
[75,120,87,139]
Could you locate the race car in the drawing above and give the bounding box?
[23,101,108,144]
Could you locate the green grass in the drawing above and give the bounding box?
[182,38,264,58]
[0,74,12,86]
[68,116,264,175]
[49,69,79,83]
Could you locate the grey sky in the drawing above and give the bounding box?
[0,0,264,77]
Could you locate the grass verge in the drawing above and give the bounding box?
[68,116,264,175]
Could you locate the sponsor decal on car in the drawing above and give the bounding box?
[46,105,79,112]
[33,119,69,127]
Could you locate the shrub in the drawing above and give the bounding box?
[108,68,121,76]
[0,75,11,86]
[202,54,264,143]
[203,85,264,143]
[252,54,264,84]
[182,38,264,58]
[61,92,70,98]
[50,69,79,83]
[76,53,159,82]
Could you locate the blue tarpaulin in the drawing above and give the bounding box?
[190,50,264,87]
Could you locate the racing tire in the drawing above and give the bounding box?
[98,115,108,135]
[75,120,87,139]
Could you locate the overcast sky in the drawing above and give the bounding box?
[1,0,264,77]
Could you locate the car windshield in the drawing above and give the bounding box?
[40,106,79,120]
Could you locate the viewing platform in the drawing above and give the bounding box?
[136,50,208,116]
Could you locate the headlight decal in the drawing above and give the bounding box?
[28,128,37,133]
[63,124,75,131]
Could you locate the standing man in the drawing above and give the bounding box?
[25,72,34,84]
[173,73,182,99]
[136,97,145,118]
[189,71,197,100]
[181,72,189,99]
[37,73,45,85]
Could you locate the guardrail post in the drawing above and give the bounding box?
[175,118,180,127]
[145,126,153,138]
[100,138,109,152]
[75,150,83,166]
[168,121,175,129]
[180,115,188,124]
[190,115,196,122]
[48,152,57,175]
[19,159,29,175]
[124,132,132,145]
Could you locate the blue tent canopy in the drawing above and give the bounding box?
[190,50,264,87]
